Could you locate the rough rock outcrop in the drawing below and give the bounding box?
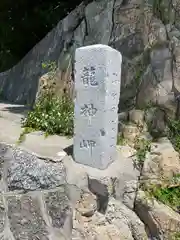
[0,143,148,240]
[0,0,180,119]
[135,190,180,240]
[0,106,179,239]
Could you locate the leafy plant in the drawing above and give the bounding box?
[134,138,151,170]
[117,134,127,145]
[167,119,180,152]
[152,0,171,25]
[22,92,74,137]
[171,232,180,240]
[148,184,180,213]
[20,61,74,140]
[142,173,180,213]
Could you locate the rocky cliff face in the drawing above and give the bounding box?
[0,0,180,117]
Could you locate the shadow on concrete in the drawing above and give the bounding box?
[0,100,30,117]
[64,144,73,156]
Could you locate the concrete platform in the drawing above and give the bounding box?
[0,102,73,161]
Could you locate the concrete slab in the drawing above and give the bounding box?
[0,101,28,123]
[0,102,73,162]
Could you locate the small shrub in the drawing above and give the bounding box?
[148,184,180,212]
[22,93,74,137]
[171,232,180,240]
[117,134,127,145]
[153,0,170,24]
[142,173,180,213]
[20,61,74,139]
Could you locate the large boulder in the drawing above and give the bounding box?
[73,196,148,240]
[0,0,180,117]
[0,144,66,191]
[135,190,180,240]
[141,138,180,185]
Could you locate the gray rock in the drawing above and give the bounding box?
[84,0,114,45]
[136,46,174,114]
[7,194,49,240]
[141,138,180,184]
[145,108,167,138]
[0,3,86,105]
[118,111,128,122]
[122,180,139,210]
[0,196,6,234]
[135,190,180,239]
[44,188,73,239]
[4,147,66,191]
[105,198,148,240]
[75,191,97,217]
[0,0,180,116]
[72,229,85,240]
[129,109,145,126]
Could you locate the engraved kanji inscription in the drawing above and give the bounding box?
[80,103,97,117]
[74,45,122,169]
[81,66,98,86]
[80,140,96,149]
[80,140,96,156]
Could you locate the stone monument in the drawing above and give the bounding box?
[73,44,122,170]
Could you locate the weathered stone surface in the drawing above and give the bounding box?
[135,190,180,239]
[122,124,140,143]
[63,148,140,199]
[93,224,131,240]
[144,108,167,138]
[122,180,139,210]
[136,46,175,117]
[0,196,6,234]
[1,109,180,239]
[84,0,114,45]
[63,156,89,193]
[129,109,145,126]
[74,44,122,170]
[44,188,72,239]
[105,198,148,240]
[116,145,136,159]
[7,194,48,239]
[0,2,86,105]
[0,0,180,117]
[118,111,128,122]
[73,197,148,240]
[75,192,97,217]
[4,147,66,191]
[141,138,180,183]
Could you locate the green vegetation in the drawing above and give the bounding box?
[17,127,34,144]
[117,134,127,145]
[142,174,180,212]
[167,119,180,152]
[134,138,151,169]
[19,61,74,142]
[171,232,180,240]
[152,186,179,211]
[22,93,74,136]
[152,0,173,25]
[146,184,180,212]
